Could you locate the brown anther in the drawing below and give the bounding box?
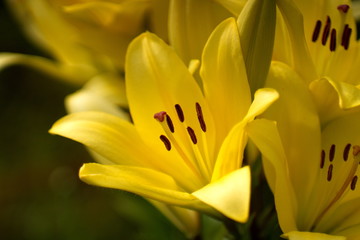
[322,16,331,45]
[353,145,360,156]
[327,164,334,181]
[166,115,175,133]
[196,102,207,132]
[343,143,352,161]
[154,111,167,122]
[351,175,358,190]
[337,4,350,13]
[330,29,337,51]
[312,20,322,42]
[329,144,336,162]
[187,127,197,144]
[175,104,185,122]
[320,150,326,169]
[160,135,171,151]
[341,25,352,50]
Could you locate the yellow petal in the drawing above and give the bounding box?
[246,119,297,232]
[211,88,278,181]
[282,231,345,240]
[168,0,232,62]
[49,112,152,167]
[63,1,150,35]
[215,0,246,16]
[264,62,321,229]
[193,166,250,223]
[211,121,247,181]
[246,119,298,232]
[276,0,317,83]
[79,163,200,207]
[65,90,128,118]
[310,78,360,124]
[201,17,251,145]
[244,88,279,122]
[237,0,276,93]
[0,53,93,84]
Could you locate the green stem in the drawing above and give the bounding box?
[224,219,242,240]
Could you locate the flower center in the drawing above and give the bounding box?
[311,4,352,51]
[153,103,211,181]
[312,143,360,230]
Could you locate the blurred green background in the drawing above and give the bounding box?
[0,2,187,239]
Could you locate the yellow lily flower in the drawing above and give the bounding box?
[50,18,278,223]
[3,0,152,84]
[247,61,360,240]
[3,0,247,84]
[274,0,360,123]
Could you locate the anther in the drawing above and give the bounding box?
[337,4,350,13]
[351,175,358,190]
[312,20,322,42]
[341,25,352,50]
[343,143,352,161]
[353,145,360,156]
[320,150,326,169]
[160,135,171,151]
[187,127,197,144]
[327,164,333,181]
[329,144,336,162]
[322,16,331,45]
[330,29,337,51]
[166,115,175,133]
[175,104,185,122]
[196,102,207,132]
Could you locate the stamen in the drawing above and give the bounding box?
[330,29,337,51]
[343,143,352,161]
[341,25,352,50]
[329,144,336,162]
[337,4,350,13]
[354,145,360,156]
[312,20,322,42]
[187,127,197,144]
[351,175,358,190]
[166,115,175,133]
[175,104,185,122]
[154,111,167,122]
[196,102,207,132]
[320,150,326,169]
[327,164,333,181]
[160,135,171,151]
[322,16,331,45]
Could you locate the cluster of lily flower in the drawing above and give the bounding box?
[3,0,360,239]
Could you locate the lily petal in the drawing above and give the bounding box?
[246,119,297,231]
[79,163,200,207]
[192,166,250,223]
[168,0,232,62]
[264,62,321,228]
[310,78,360,124]
[49,112,154,167]
[0,53,93,84]
[276,0,317,82]
[282,231,345,240]
[201,17,251,146]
